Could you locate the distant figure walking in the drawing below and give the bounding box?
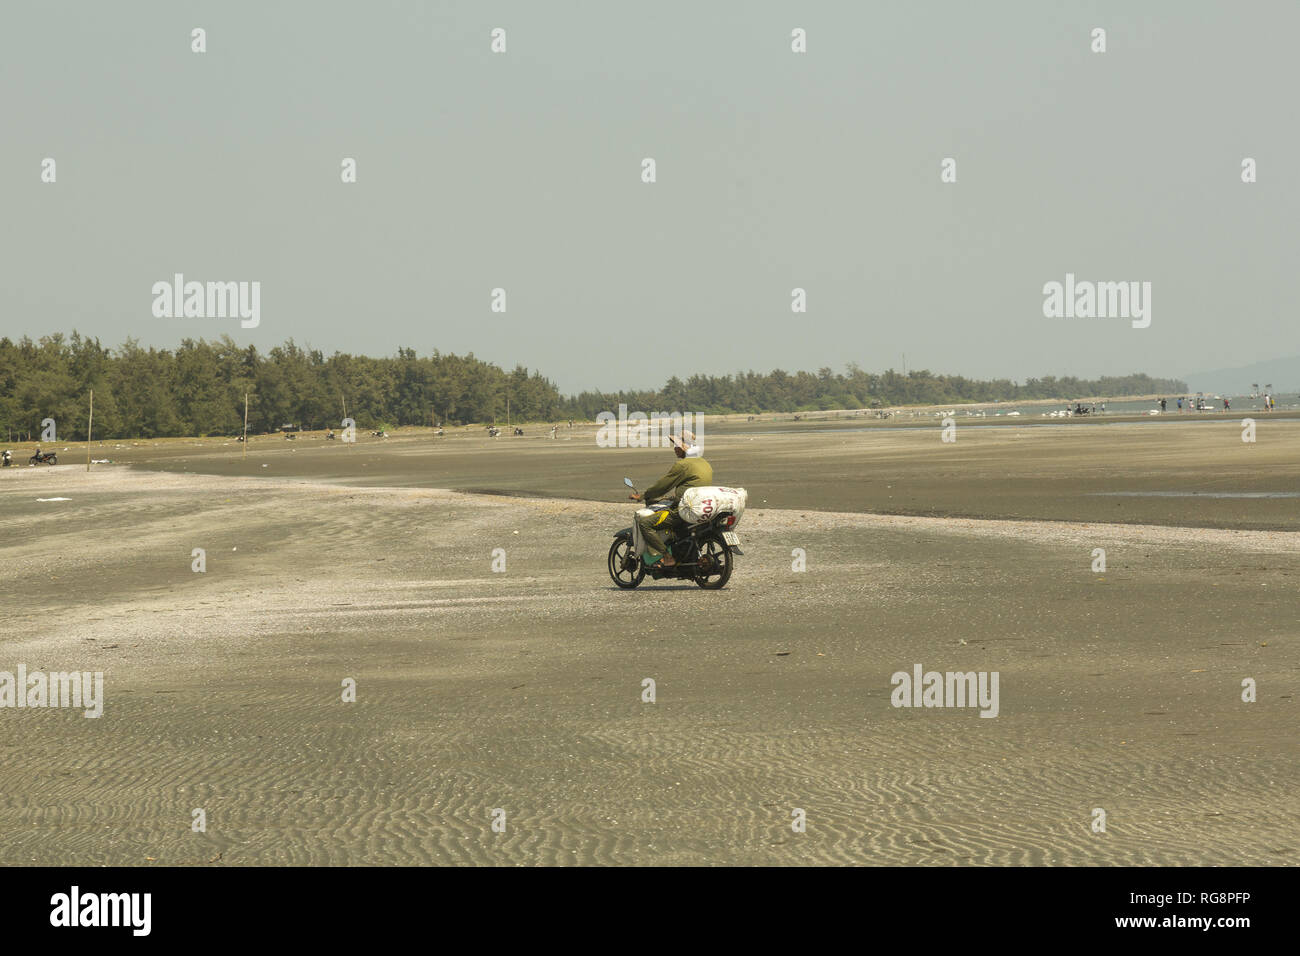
[1160,398,1167,412]
[1177,397,1183,411]
[1224,398,1230,411]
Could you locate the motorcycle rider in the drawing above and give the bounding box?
[628,435,712,568]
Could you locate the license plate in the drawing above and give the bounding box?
[722,531,740,547]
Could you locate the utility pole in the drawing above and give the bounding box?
[242,391,249,459]
[86,390,93,472]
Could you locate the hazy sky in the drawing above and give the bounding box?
[3,1,1296,393]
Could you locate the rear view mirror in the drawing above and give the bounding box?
[623,477,635,488]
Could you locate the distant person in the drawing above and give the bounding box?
[1224,398,1230,411]
[1160,398,1167,412]
[1177,397,1183,411]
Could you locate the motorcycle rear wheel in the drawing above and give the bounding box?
[693,534,733,589]
[608,537,645,589]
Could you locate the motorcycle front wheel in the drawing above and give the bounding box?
[608,537,645,589]
[693,534,733,590]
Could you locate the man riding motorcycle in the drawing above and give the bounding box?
[628,436,712,568]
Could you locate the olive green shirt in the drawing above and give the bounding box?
[642,457,713,505]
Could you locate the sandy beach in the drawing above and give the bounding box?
[1,419,1295,865]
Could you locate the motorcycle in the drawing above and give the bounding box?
[30,451,57,465]
[608,478,744,590]
[1,450,11,467]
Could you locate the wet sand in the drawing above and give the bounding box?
[64,414,1300,529]
[1,420,1296,865]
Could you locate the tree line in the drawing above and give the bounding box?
[0,333,1188,440]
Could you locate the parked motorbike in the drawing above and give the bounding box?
[30,451,57,465]
[608,478,744,590]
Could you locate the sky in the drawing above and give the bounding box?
[2,1,1296,394]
